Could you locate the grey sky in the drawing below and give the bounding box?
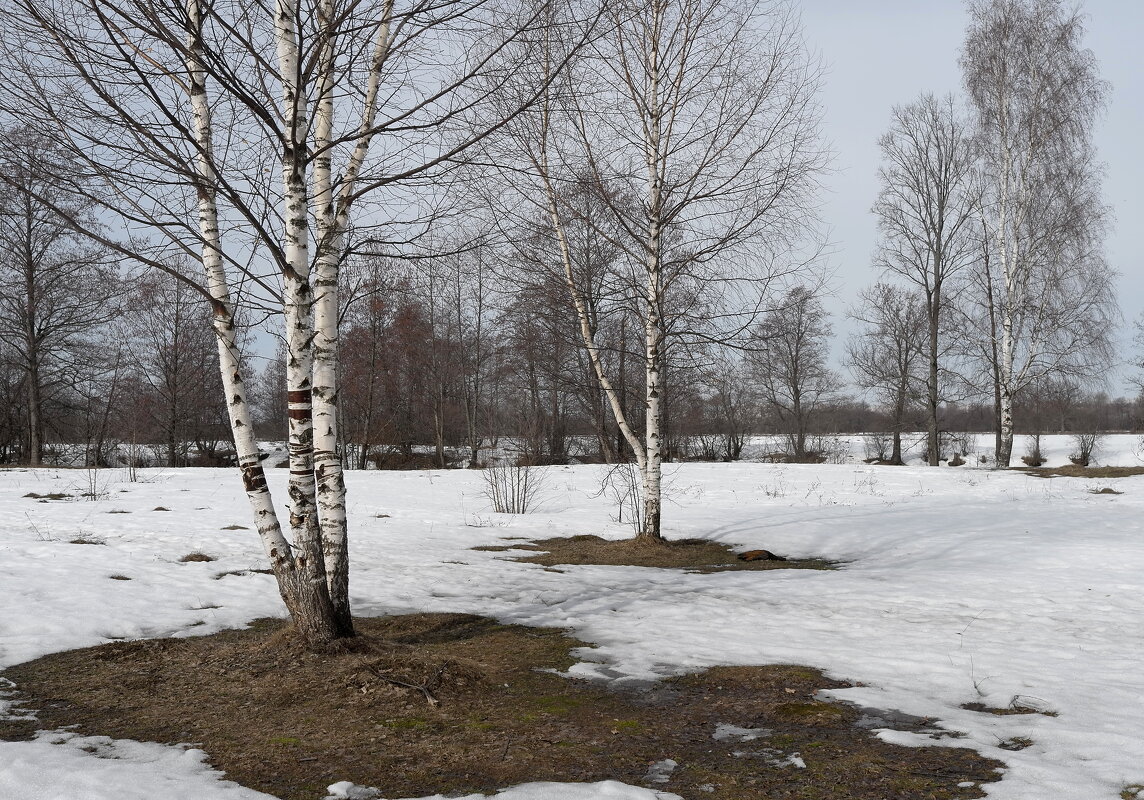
[798,0,1143,395]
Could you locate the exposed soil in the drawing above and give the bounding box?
[1020,465,1144,479]
[0,614,1002,800]
[474,535,836,573]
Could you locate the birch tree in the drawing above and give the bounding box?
[961,0,1114,467]
[2,0,557,647]
[495,0,826,541]
[873,94,976,466]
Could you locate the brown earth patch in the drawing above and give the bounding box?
[474,534,835,573]
[1020,465,1144,479]
[1,614,1001,800]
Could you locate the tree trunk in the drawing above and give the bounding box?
[891,382,906,465]
[27,359,42,466]
[310,0,354,636]
[997,308,1016,468]
[22,253,42,466]
[640,270,664,544]
[927,296,940,466]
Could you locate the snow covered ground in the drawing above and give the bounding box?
[2,433,1144,799]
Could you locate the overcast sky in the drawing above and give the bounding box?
[798,0,1143,395]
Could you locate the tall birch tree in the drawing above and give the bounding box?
[495,0,826,541]
[961,0,1113,467]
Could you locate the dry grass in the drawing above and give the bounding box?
[474,535,835,573]
[1020,465,1144,479]
[178,552,217,563]
[0,614,1000,800]
[23,491,72,501]
[961,701,1057,717]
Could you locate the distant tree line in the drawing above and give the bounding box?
[3,222,1137,469]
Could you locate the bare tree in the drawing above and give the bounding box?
[494,0,826,541]
[961,0,1114,467]
[0,130,120,465]
[751,286,840,461]
[119,269,230,467]
[873,93,976,465]
[701,351,756,462]
[846,283,928,465]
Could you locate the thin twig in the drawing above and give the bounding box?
[366,665,440,707]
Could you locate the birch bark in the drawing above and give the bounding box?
[186,0,336,645]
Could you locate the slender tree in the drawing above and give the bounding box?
[494,0,826,541]
[0,131,120,465]
[119,269,230,467]
[872,93,976,465]
[752,286,840,461]
[846,283,928,464]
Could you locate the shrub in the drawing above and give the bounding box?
[1021,434,1045,467]
[483,464,547,514]
[1069,432,1103,467]
[863,433,892,463]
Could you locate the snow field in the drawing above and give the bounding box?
[2,436,1143,799]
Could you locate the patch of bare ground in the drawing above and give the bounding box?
[1020,465,1144,479]
[473,534,836,573]
[0,614,1001,800]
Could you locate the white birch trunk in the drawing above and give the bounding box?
[540,174,646,471]
[275,0,339,641]
[993,128,1017,468]
[310,0,394,633]
[187,0,336,646]
[638,2,665,542]
[310,0,351,636]
[531,44,646,477]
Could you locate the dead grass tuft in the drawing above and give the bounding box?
[477,535,835,573]
[179,552,217,563]
[1021,465,1144,479]
[0,614,1000,800]
[961,701,1057,717]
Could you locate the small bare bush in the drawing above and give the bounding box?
[594,462,644,535]
[810,435,849,465]
[1069,432,1103,467]
[949,432,974,459]
[1022,434,1045,467]
[863,433,892,462]
[483,464,547,514]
